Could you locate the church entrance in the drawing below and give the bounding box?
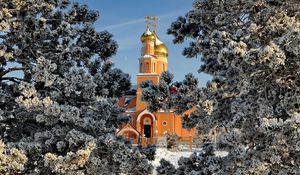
[143,117,152,138]
[137,111,156,138]
[144,125,151,138]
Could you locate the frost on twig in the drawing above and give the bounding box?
[0,140,27,175]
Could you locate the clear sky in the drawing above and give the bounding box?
[77,0,211,87]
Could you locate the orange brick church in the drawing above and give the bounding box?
[117,17,195,141]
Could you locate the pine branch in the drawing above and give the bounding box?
[1,77,24,83]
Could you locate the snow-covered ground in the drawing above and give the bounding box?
[152,148,192,169]
[151,147,228,175]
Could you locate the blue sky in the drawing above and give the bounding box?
[77,0,211,87]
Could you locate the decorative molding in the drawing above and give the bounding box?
[117,124,140,136]
[137,109,156,122]
[117,128,140,136]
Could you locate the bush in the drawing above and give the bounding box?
[166,133,179,150]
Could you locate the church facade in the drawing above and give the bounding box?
[117,19,195,141]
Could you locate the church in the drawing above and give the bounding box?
[117,17,195,143]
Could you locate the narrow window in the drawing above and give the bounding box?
[162,64,165,72]
[146,63,149,72]
[140,63,143,72]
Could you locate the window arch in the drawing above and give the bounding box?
[140,63,143,72]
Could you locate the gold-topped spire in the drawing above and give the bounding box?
[140,16,168,57]
[141,16,156,43]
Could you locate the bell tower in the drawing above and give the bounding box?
[136,16,168,111]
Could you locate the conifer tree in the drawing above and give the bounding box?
[142,0,300,174]
[0,0,153,174]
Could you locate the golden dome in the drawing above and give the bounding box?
[155,44,168,56]
[154,34,168,57]
[140,28,155,43]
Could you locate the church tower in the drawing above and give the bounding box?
[117,17,195,141]
[136,16,168,112]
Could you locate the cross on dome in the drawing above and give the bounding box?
[144,16,159,32]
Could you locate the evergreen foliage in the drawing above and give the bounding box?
[142,0,300,174]
[138,144,156,161]
[0,0,153,174]
[156,158,176,175]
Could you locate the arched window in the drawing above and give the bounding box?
[146,63,149,72]
[140,63,143,72]
[152,63,155,72]
[162,64,165,72]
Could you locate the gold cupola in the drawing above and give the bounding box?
[140,27,155,43]
[154,33,168,57]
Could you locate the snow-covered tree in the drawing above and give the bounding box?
[142,0,300,174]
[0,0,153,174]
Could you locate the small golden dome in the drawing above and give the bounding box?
[154,34,168,56]
[155,44,168,56]
[140,28,155,43]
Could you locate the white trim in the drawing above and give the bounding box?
[137,109,156,122]
[117,128,140,136]
[142,54,154,58]
[158,109,174,113]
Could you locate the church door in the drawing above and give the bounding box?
[142,116,152,138]
[144,125,151,138]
